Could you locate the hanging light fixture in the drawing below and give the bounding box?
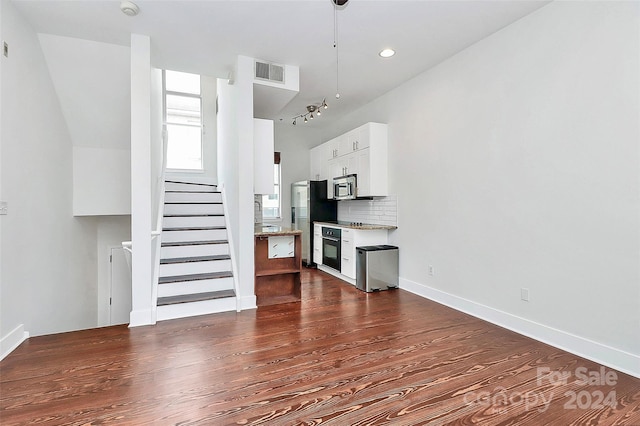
[290,1,347,125]
[291,99,328,125]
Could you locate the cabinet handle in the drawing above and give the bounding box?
[353,141,356,151]
[356,140,359,149]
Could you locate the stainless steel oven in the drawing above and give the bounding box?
[321,226,341,271]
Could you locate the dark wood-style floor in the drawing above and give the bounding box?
[1,269,639,425]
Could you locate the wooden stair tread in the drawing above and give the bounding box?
[162,226,226,231]
[157,290,235,306]
[158,271,233,284]
[160,255,231,265]
[161,240,228,247]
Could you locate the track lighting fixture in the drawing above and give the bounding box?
[291,99,328,125]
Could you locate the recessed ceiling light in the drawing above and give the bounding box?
[379,48,395,58]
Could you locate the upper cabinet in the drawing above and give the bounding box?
[309,122,388,198]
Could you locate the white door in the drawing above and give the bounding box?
[110,247,132,325]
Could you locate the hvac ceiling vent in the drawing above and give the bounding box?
[255,61,285,83]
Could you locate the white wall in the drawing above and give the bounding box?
[216,56,257,309]
[1,0,99,344]
[37,34,131,150]
[129,34,153,327]
[273,123,320,227]
[322,1,640,376]
[72,147,131,216]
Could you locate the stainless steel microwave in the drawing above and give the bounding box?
[333,174,357,200]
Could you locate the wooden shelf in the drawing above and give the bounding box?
[254,233,302,306]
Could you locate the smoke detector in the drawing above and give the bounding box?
[120,1,140,17]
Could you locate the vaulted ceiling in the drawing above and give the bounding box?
[12,0,550,129]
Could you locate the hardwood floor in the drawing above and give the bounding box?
[2,269,639,425]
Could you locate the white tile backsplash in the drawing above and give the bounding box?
[337,195,397,226]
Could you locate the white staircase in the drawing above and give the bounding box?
[157,180,237,321]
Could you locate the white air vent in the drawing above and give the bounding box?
[255,61,285,83]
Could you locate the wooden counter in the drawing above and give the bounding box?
[254,227,302,306]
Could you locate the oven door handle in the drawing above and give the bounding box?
[323,236,340,242]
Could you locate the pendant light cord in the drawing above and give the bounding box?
[334,2,340,99]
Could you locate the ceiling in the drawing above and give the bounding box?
[12,0,550,129]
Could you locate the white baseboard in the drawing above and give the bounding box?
[400,277,640,379]
[1,324,29,361]
[129,309,155,328]
[317,265,356,285]
[239,295,257,311]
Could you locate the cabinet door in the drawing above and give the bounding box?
[313,224,323,264]
[354,148,370,197]
[338,131,353,155]
[326,137,339,160]
[349,126,370,152]
[329,156,346,178]
[310,145,323,181]
[341,229,356,279]
[353,123,371,151]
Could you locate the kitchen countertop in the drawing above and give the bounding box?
[254,224,303,237]
[314,221,397,231]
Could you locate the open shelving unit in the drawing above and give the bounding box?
[254,233,302,306]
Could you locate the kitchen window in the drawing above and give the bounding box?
[164,70,203,170]
[262,152,281,220]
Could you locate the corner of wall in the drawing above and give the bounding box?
[400,277,640,379]
[0,324,29,361]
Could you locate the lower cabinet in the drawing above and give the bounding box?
[340,228,388,280]
[313,224,323,264]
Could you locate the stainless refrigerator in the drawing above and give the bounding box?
[291,180,337,266]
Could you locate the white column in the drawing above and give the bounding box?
[129,34,153,327]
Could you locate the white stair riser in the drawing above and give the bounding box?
[161,243,229,259]
[165,192,222,203]
[164,204,224,215]
[163,215,226,229]
[162,229,227,243]
[157,277,235,298]
[160,259,232,276]
[156,297,237,321]
[165,182,217,192]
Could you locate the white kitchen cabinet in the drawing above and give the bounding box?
[329,153,357,179]
[340,227,388,280]
[347,126,370,153]
[326,136,341,160]
[309,122,388,198]
[254,118,275,195]
[313,224,323,265]
[310,144,324,181]
[354,148,370,196]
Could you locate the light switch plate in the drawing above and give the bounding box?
[0,201,7,215]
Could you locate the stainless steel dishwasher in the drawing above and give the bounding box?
[356,245,399,292]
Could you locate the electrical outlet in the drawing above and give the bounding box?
[521,288,529,302]
[428,265,434,276]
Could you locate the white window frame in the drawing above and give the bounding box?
[262,162,281,221]
[163,70,204,172]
